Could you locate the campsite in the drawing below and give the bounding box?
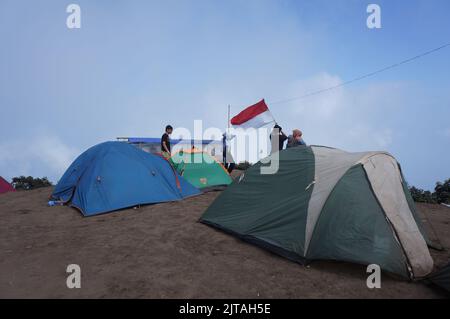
[0,167,449,298]
[1,1,450,305]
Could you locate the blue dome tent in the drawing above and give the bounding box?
[51,142,200,216]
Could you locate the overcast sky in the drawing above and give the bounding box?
[0,0,449,190]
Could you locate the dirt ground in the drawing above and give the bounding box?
[0,184,449,299]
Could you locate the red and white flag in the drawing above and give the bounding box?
[230,99,275,129]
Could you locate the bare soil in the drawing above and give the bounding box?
[0,184,449,298]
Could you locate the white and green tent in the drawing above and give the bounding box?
[201,146,434,279]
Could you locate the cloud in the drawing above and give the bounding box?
[200,72,405,164]
[287,72,344,119]
[1,1,447,191]
[270,72,407,152]
[197,71,411,165]
[0,135,79,183]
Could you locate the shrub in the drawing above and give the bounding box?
[434,179,450,204]
[409,178,450,204]
[409,186,437,203]
[11,176,52,190]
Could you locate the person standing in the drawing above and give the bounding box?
[161,125,173,158]
[222,132,235,174]
[270,124,288,153]
[287,129,306,148]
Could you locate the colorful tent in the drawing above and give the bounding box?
[0,176,15,194]
[169,149,232,190]
[200,145,434,279]
[52,142,200,216]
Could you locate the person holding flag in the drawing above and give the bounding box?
[229,99,285,174]
[230,99,289,154]
[270,124,288,153]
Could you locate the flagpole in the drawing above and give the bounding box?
[227,104,231,130]
[224,104,231,165]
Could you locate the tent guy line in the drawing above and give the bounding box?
[264,42,450,106]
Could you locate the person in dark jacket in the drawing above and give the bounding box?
[222,132,235,173]
[161,125,173,158]
[270,124,288,153]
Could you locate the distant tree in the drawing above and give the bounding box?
[12,176,52,190]
[408,186,437,204]
[434,179,450,204]
[235,161,251,171]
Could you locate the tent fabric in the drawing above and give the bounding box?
[307,164,408,276]
[305,147,375,253]
[169,149,232,189]
[202,147,315,256]
[361,153,433,277]
[399,168,435,248]
[0,176,15,194]
[200,145,433,279]
[52,142,200,216]
[427,262,450,293]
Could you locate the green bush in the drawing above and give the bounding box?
[409,186,437,204]
[12,176,52,190]
[409,178,449,204]
[434,179,450,204]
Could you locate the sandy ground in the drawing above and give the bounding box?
[0,181,449,298]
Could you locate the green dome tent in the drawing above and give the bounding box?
[169,149,232,190]
[200,145,434,279]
